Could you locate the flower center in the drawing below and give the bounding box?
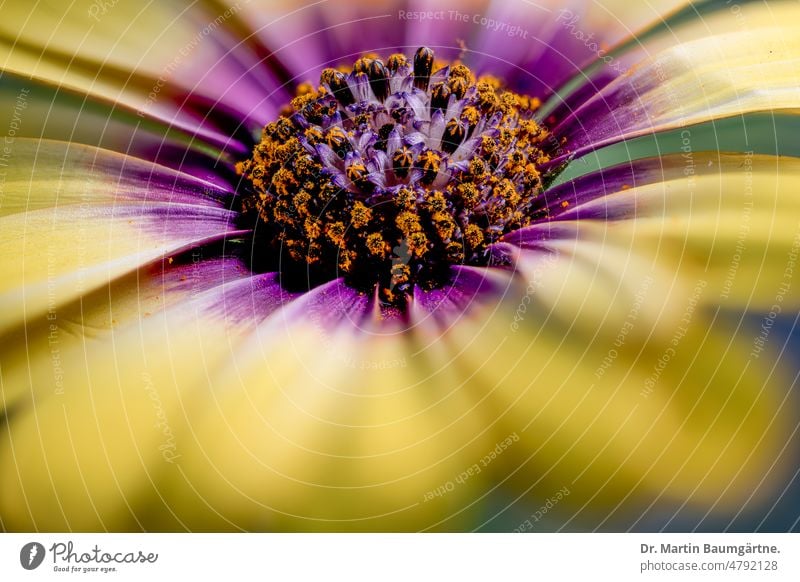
[237,47,551,305]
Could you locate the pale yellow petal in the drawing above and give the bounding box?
[562,154,800,310]
[563,10,800,151]
[441,293,794,518]
[0,139,236,333]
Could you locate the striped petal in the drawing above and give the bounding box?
[0,257,272,531]
[440,295,795,527]
[508,153,800,311]
[1,271,512,531]
[0,72,243,183]
[225,0,690,97]
[551,3,800,158]
[0,139,240,334]
[0,0,286,133]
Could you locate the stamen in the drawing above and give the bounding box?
[430,82,451,113]
[442,118,465,154]
[413,46,435,91]
[386,53,408,73]
[367,59,390,102]
[416,150,441,185]
[321,68,354,106]
[392,147,413,179]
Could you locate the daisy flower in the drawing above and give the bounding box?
[1,0,799,532]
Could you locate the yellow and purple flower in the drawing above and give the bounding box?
[1,0,799,531]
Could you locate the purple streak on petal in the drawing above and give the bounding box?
[540,67,620,132]
[166,156,240,192]
[271,278,371,332]
[142,9,291,133]
[548,79,650,160]
[140,99,253,156]
[15,138,235,212]
[42,201,241,246]
[461,3,624,101]
[165,94,261,154]
[411,265,513,327]
[7,70,249,178]
[153,254,254,298]
[499,222,582,249]
[249,4,406,88]
[502,156,678,247]
[194,272,305,326]
[529,159,641,218]
[148,142,243,189]
[87,150,236,207]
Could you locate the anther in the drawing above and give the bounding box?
[414,46,435,91]
[325,126,350,157]
[386,53,408,73]
[392,146,414,179]
[416,149,441,185]
[367,59,390,102]
[430,82,451,113]
[441,118,466,154]
[321,68,354,106]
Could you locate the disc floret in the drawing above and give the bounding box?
[237,47,551,304]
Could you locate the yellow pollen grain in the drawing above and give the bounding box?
[304,218,322,240]
[464,224,484,248]
[366,233,388,257]
[395,188,416,209]
[456,183,480,207]
[477,74,502,89]
[387,53,408,69]
[418,150,441,173]
[446,241,464,262]
[408,231,430,257]
[326,126,348,149]
[304,127,323,143]
[326,221,346,246]
[296,82,315,96]
[449,64,475,83]
[481,135,497,154]
[469,158,487,178]
[346,163,367,183]
[271,167,298,196]
[461,106,481,126]
[425,190,447,213]
[432,212,456,241]
[338,249,357,273]
[396,211,422,235]
[293,191,311,214]
[394,147,413,165]
[350,202,373,229]
[476,82,499,111]
[291,92,318,112]
[306,242,323,264]
[448,75,469,98]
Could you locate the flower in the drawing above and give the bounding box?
[1,0,799,532]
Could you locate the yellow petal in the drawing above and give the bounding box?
[0,0,277,127]
[1,279,508,531]
[0,139,237,334]
[441,289,794,521]
[562,10,800,152]
[559,153,800,310]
